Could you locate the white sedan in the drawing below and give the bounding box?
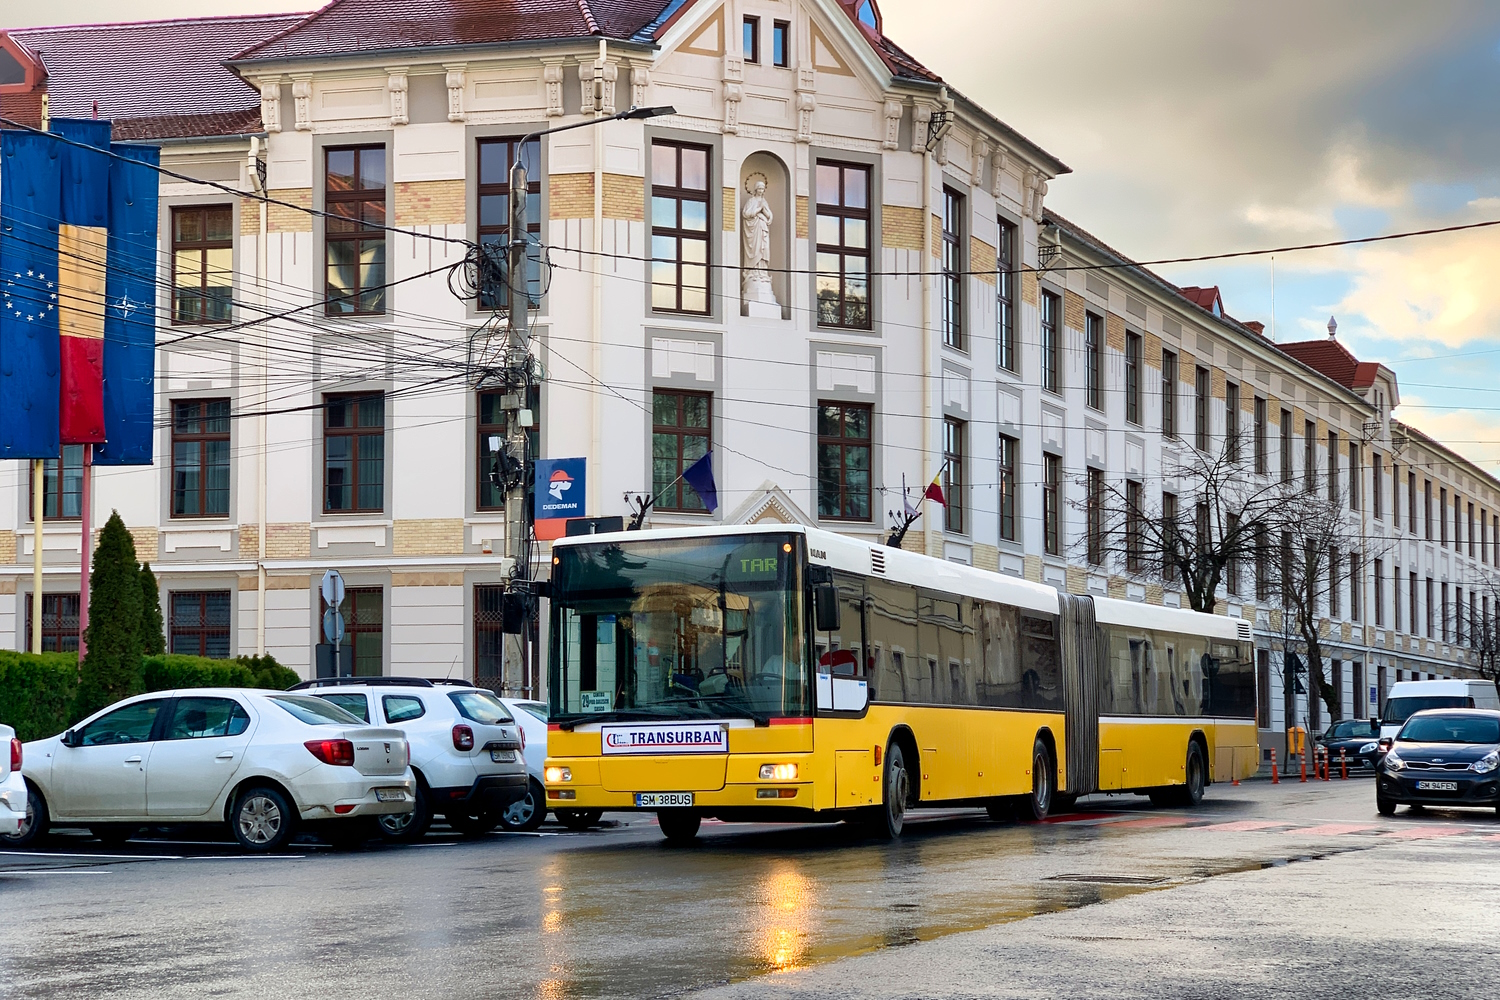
[4,688,414,852]
[1,724,24,838]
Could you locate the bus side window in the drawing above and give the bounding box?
[1019,615,1061,710]
[866,579,918,703]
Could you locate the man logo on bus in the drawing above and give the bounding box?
[548,468,574,501]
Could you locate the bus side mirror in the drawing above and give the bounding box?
[813,583,841,632]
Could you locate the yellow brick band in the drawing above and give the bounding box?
[1105,312,1126,353]
[395,180,466,226]
[970,236,996,285]
[550,173,593,219]
[881,205,923,250]
[267,188,313,233]
[392,571,465,587]
[393,518,464,556]
[602,174,644,221]
[266,523,311,559]
[1063,290,1086,332]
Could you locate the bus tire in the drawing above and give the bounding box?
[869,741,911,839]
[1179,742,1207,808]
[658,810,700,844]
[1017,738,1054,822]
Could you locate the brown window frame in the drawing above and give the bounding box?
[1043,453,1061,555]
[28,444,84,522]
[476,390,510,512]
[1195,366,1211,451]
[1084,313,1102,410]
[940,187,964,350]
[814,160,872,330]
[1253,396,1267,475]
[999,433,1017,542]
[1086,467,1104,565]
[322,392,386,514]
[324,145,387,316]
[474,583,508,690]
[1126,479,1144,572]
[743,15,760,62]
[171,398,231,519]
[170,204,234,325]
[997,219,1016,372]
[1041,291,1060,394]
[25,592,80,652]
[1125,331,1142,424]
[1224,381,1240,462]
[475,137,541,312]
[650,140,712,315]
[817,401,873,522]
[169,590,232,658]
[323,586,384,677]
[772,20,790,67]
[652,388,712,512]
[1161,350,1177,438]
[943,416,965,534]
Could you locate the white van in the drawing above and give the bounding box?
[1380,679,1500,739]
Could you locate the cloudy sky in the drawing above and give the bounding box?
[5,0,1500,470]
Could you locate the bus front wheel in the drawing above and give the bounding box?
[867,742,911,839]
[1016,738,1054,822]
[658,810,700,844]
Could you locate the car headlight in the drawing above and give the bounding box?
[1359,742,1378,754]
[545,766,571,783]
[1383,751,1405,771]
[1471,751,1500,774]
[759,763,798,780]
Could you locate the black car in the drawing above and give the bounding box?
[1316,719,1382,772]
[1376,709,1500,816]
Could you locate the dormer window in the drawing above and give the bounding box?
[857,1,878,29]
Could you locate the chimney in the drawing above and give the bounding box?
[1244,321,1265,336]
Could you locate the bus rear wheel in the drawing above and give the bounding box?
[658,810,700,844]
[1016,738,1054,822]
[867,742,911,839]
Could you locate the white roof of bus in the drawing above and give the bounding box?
[1091,596,1244,641]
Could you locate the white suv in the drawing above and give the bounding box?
[296,678,527,841]
[1,724,24,838]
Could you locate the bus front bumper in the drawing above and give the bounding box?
[543,755,819,812]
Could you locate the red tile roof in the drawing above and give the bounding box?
[1276,338,1384,391]
[1178,285,1223,312]
[9,14,304,129]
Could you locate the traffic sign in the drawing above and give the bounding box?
[322,608,345,645]
[320,569,345,607]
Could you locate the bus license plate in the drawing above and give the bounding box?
[1416,780,1458,791]
[636,792,693,808]
[490,749,515,763]
[375,788,408,802]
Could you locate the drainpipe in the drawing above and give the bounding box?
[250,137,268,655]
[590,39,606,518]
[920,111,934,556]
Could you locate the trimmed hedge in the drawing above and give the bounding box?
[0,652,299,742]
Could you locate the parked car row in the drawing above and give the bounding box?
[0,678,579,853]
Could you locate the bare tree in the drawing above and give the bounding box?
[1467,577,1500,702]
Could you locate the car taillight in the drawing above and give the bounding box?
[304,739,356,766]
[452,725,474,752]
[518,727,525,751]
[9,738,19,772]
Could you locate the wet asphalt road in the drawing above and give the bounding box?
[2,778,1497,1000]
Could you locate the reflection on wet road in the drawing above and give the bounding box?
[1,782,1493,1000]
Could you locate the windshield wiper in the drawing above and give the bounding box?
[661,694,769,727]
[555,708,668,731]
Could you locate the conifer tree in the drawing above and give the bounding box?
[74,512,144,720]
[140,562,165,656]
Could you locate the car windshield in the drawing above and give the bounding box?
[1383,695,1470,724]
[267,695,364,726]
[1398,715,1500,744]
[512,701,548,722]
[449,690,513,725]
[1326,720,1377,739]
[549,534,809,724]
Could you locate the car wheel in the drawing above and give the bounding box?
[90,824,140,848]
[1377,795,1397,816]
[1016,738,1054,822]
[2,784,49,846]
[555,808,603,832]
[499,778,547,833]
[867,741,911,839]
[446,810,500,837]
[657,809,700,843]
[376,780,431,843]
[231,786,297,853]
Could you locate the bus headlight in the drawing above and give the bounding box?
[545,766,572,783]
[759,763,798,781]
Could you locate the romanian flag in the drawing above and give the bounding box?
[0,121,159,462]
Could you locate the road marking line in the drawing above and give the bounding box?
[0,850,179,861]
[1292,823,1377,836]
[1199,820,1284,832]
[0,869,111,875]
[1382,826,1471,840]
[1109,817,1192,829]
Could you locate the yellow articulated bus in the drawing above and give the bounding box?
[543,524,1258,842]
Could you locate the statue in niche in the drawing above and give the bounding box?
[741,172,779,313]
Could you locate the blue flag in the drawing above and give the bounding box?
[0,130,63,459]
[682,450,718,514]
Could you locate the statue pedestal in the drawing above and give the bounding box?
[745,299,780,319]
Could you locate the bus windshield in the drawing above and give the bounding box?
[549,534,809,724]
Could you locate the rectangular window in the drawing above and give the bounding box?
[476,390,509,512]
[1349,551,1360,622]
[1329,548,1341,617]
[1414,474,1422,536]
[1374,558,1385,626]
[474,584,507,690]
[324,145,386,315]
[1426,576,1434,637]
[1442,582,1450,642]
[941,188,964,350]
[1043,453,1061,555]
[772,20,790,67]
[1439,486,1447,545]
[1280,409,1292,483]
[1257,649,1272,730]
[326,586,383,677]
[29,444,84,521]
[1372,453,1383,520]
[1455,493,1462,550]
[1041,292,1060,393]
[171,205,233,324]
[814,161,871,329]
[1354,662,1366,717]
[743,15,760,62]
[323,392,385,513]
[1194,366,1210,451]
[1086,468,1104,565]
[1412,571,1420,636]
[171,399,231,518]
[1457,586,1465,644]
[1327,431,1339,502]
[25,593,79,652]
[1304,420,1316,492]
[650,141,711,314]
[1469,502,1476,557]
[1225,382,1240,462]
[998,433,1017,542]
[1281,532,1294,607]
[1391,462,1399,529]
[1126,479,1144,572]
[169,590,231,658]
[817,402,872,521]
[1162,492,1178,582]
[943,417,965,533]
[1125,332,1142,424]
[1348,441,1360,510]
[1394,565,1402,632]
[1253,397,1267,474]
[1255,527,1271,600]
[652,389,711,511]
[476,137,541,311]
[1084,313,1103,410]
[997,219,1016,372]
[1161,350,1177,438]
[1484,509,1490,563]
[1226,513,1241,596]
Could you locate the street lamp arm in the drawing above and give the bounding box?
[512,105,677,169]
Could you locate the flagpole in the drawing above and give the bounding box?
[32,461,43,655]
[78,444,91,659]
